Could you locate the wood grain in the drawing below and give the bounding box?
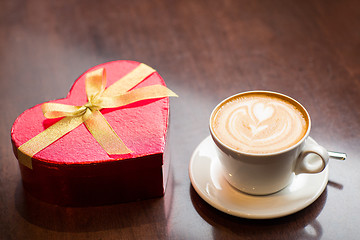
[1,0,359,239]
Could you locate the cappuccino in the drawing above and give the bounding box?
[211,92,309,154]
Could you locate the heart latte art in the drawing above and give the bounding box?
[212,93,309,154]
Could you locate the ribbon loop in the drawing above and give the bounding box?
[97,85,178,109]
[42,103,86,118]
[86,68,106,102]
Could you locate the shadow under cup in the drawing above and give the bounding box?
[209,91,327,195]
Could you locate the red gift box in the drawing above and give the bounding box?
[11,60,176,206]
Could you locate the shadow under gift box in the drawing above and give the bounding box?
[11,60,172,206]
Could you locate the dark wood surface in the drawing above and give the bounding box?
[1,0,359,239]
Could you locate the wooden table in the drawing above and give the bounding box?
[1,0,359,239]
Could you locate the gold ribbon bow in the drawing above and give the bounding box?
[17,63,177,169]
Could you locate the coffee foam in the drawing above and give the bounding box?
[212,93,309,154]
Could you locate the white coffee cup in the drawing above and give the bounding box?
[209,91,329,195]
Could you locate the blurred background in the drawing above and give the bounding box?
[1,0,359,239]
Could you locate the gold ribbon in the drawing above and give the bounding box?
[17,63,177,169]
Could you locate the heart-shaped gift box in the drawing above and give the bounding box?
[11,60,176,206]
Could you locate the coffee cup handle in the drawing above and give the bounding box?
[295,139,329,174]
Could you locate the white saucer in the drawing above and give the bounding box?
[189,136,328,219]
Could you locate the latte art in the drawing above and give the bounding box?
[212,93,308,154]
